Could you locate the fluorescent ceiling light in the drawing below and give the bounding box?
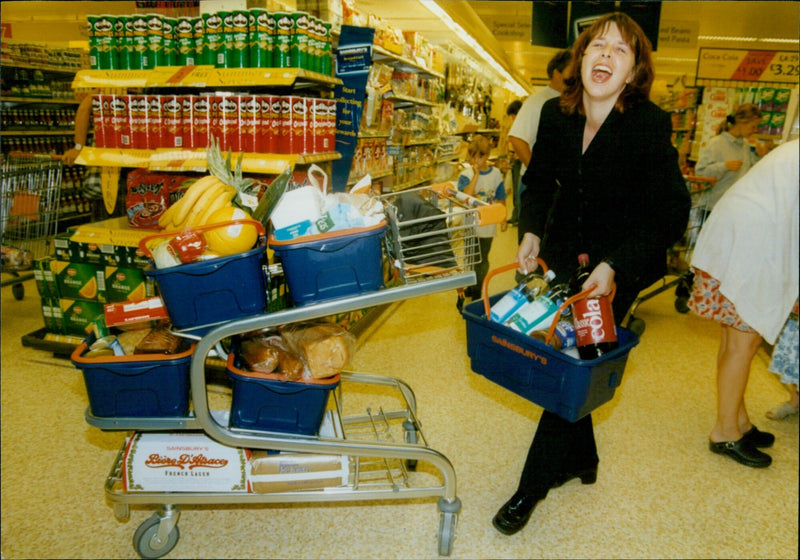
[418,0,528,96]
[699,35,799,44]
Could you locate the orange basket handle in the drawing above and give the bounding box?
[481,259,549,319]
[138,219,266,259]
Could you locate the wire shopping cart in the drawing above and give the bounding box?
[624,175,715,335]
[1,152,63,300]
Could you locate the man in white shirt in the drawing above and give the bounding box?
[508,50,571,224]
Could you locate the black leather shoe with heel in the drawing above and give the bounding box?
[709,437,772,468]
[492,492,540,536]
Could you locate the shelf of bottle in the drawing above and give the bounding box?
[2,96,83,105]
[1,62,84,75]
[74,147,340,173]
[1,129,75,136]
[372,45,445,80]
[383,93,437,107]
[71,66,341,90]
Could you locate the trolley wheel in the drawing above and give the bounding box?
[674,296,690,314]
[403,421,419,471]
[627,317,646,338]
[437,511,457,556]
[133,513,180,559]
[12,282,24,300]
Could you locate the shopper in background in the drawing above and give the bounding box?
[507,49,572,226]
[688,139,799,469]
[457,134,508,300]
[499,99,522,224]
[765,301,799,421]
[695,103,773,213]
[494,13,690,536]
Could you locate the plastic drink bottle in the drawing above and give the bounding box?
[490,269,555,323]
[569,253,618,360]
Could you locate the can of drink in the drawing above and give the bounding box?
[226,10,250,68]
[308,17,322,74]
[272,12,292,68]
[311,97,326,153]
[176,16,195,66]
[320,22,332,76]
[162,16,177,67]
[129,15,148,70]
[100,95,115,148]
[209,94,222,147]
[128,94,149,149]
[288,95,311,154]
[239,95,260,152]
[193,16,205,66]
[145,13,163,69]
[202,12,225,67]
[290,12,310,71]
[146,95,163,149]
[181,95,195,148]
[114,16,129,70]
[109,94,131,148]
[91,95,107,148]
[88,15,118,70]
[248,8,271,68]
[162,95,183,148]
[258,96,273,153]
[217,94,240,152]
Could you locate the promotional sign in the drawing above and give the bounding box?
[697,48,800,83]
[331,25,375,192]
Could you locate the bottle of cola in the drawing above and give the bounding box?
[569,253,619,360]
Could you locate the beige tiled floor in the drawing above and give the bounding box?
[1,223,798,559]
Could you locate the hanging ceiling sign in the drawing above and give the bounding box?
[484,15,532,42]
[657,20,698,49]
[697,48,800,83]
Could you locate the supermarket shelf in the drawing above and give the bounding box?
[391,174,437,192]
[1,129,75,136]
[358,131,391,139]
[72,66,341,90]
[372,45,445,79]
[384,93,436,107]
[347,168,393,186]
[1,96,82,104]
[1,61,82,75]
[75,147,340,173]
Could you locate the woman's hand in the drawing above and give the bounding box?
[62,147,81,166]
[582,261,615,298]
[515,232,541,275]
[725,159,744,172]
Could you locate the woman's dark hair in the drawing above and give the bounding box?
[561,12,654,115]
[507,99,522,116]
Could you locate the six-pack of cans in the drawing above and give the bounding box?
[87,10,333,74]
[91,93,336,155]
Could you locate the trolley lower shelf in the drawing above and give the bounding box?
[93,272,474,558]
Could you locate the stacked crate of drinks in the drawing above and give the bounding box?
[1,107,76,130]
[91,93,336,155]
[87,10,333,74]
[1,135,74,156]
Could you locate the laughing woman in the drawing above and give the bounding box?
[493,12,690,536]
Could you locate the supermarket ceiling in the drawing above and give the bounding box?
[356,0,800,93]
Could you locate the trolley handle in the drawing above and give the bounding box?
[137,219,267,259]
[481,260,615,346]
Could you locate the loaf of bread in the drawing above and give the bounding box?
[240,337,279,373]
[282,323,354,379]
[134,327,182,354]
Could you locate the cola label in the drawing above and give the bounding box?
[572,297,617,346]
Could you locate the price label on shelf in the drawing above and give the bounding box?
[697,48,800,83]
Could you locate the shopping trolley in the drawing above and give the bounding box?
[73,189,482,558]
[624,175,715,335]
[0,152,63,300]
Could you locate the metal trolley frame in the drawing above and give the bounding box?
[625,175,715,334]
[0,152,62,299]
[87,185,485,558]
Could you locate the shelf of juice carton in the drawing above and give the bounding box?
[372,45,444,80]
[71,67,341,90]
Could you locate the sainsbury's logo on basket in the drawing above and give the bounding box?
[491,335,547,365]
[145,453,229,470]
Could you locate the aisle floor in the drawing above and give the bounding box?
[1,223,798,559]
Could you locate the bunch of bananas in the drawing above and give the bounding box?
[157,136,257,231]
[157,175,238,230]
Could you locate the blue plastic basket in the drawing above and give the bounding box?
[71,341,194,418]
[462,292,639,422]
[226,351,339,435]
[269,222,386,306]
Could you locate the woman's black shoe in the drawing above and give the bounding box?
[551,466,598,488]
[742,425,775,448]
[492,492,539,536]
[709,438,772,468]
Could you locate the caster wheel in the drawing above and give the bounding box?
[438,511,457,556]
[674,297,690,314]
[133,513,180,559]
[12,282,24,300]
[627,317,646,337]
